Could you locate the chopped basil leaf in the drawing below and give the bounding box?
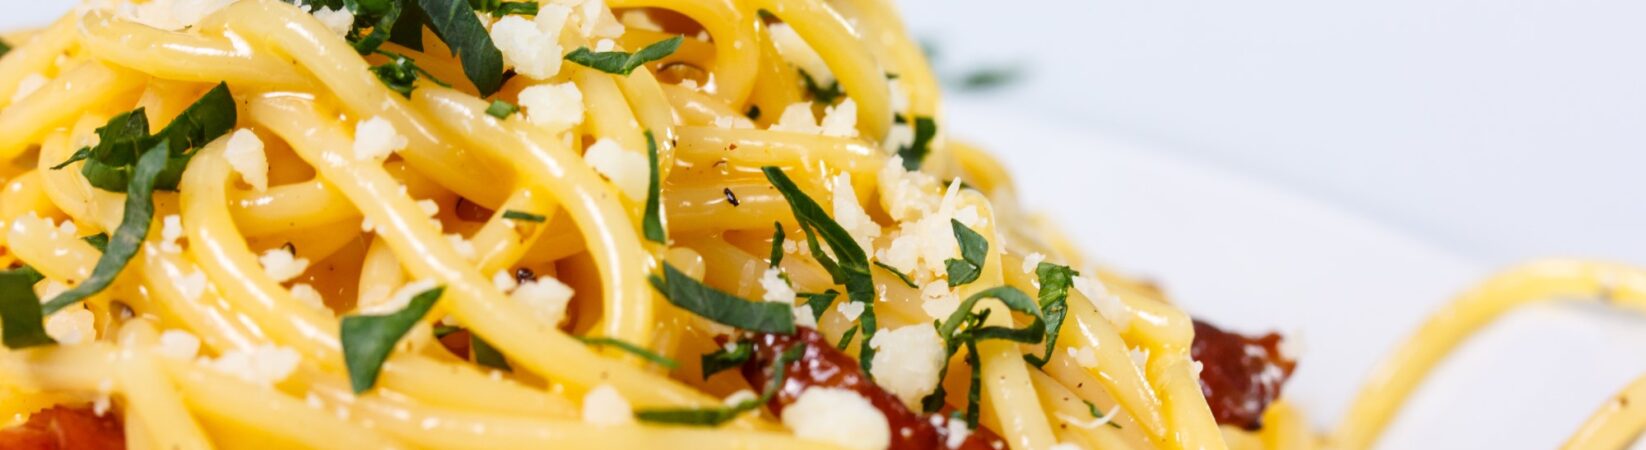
[565,36,683,76]
[963,339,983,428]
[798,69,842,105]
[82,233,110,253]
[937,286,1046,345]
[958,66,1022,92]
[470,332,511,371]
[641,131,666,243]
[432,324,462,338]
[577,336,678,369]
[1083,399,1124,429]
[0,38,10,58]
[800,290,838,323]
[745,105,761,120]
[55,83,235,192]
[944,219,987,287]
[1024,262,1075,368]
[761,167,878,374]
[898,116,937,170]
[649,263,794,334]
[42,142,170,315]
[768,222,785,268]
[353,0,405,55]
[501,209,544,222]
[635,344,803,426]
[416,0,505,96]
[699,340,753,380]
[0,266,52,348]
[388,0,429,51]
[873,261,918,288]
[493,1,537,16]
[372,52,426,97]
[485,99,518,119]
[341,285,445,393]
[836,324,858,351]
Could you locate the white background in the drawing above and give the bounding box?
[9,2,1646,448]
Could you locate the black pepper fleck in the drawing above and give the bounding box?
[723,188,740,206]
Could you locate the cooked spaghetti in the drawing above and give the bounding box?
[2,1,1628,450]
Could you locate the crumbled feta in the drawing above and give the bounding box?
[513,276,574,326]
[768,23,832,86]
[156,330,201,360]
[202,344,301,386]
[11,74,47,103]
[160,214,185,253]
[837,300,864,322]
[289,283,326,310]
[819,99,859,138]
[782,387,890,450]
[887,78,910,116]
[517,82,584,130]
[178,269,208,302]
[575,0,624,38]
[582,138,648,200]
[445,233,476,260]
[1021,252,1046,275]
[944,417,972,449]
[492,270,520,293]
[759,267,796,304]
[832,173,880,252]
[360,279,439,314]
[1190,359,1205,378]
[259,247,310,283]
[416,199,440,217]
[311,6,355,37]
[490,9,570,80]
[120,0,235,31]
[876,156,943,222]
[918,281,960,319]
[868,325,946,408]
[769,102,821,134]
[1070,346,1099,368]
[44,307,95,345]
[353,117,407,161]
[223,129,269,191]
[594,38,616,52]
[1129,347,1150,368]
[582,384,634,426]
[1072,275,1131,329]
[722,389,758,406]
[711,115,754,129]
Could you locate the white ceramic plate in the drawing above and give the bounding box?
[949,98,1646,449]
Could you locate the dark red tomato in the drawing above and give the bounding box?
[1190,319,1297,430]
[0,406,125,450]
[742,328,1005,450]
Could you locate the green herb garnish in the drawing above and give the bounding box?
[837,324,858,351]
[920,286,1050,423]
[800,290,839,323]
[53,83,235,192]
[898,116,937,170]
[768,222,785,268]
[761,167,878,374]
[370,52,449,97]
[468,0,537,16]
[1083,399,1125,429]
[635,344,803,426]
[0,266,51,348]
[501,209,544,222]
[414,0,505,96]
[798,69,842,104]
[943,219,987,287]
[341,286,445,393]
[650,263,794,334]
[873,261,918,288]
[41,142,171,315]
[0,38,10,58]
[485,99,519,119]
[82,233,110,252]
[565,36,683,76]
[577,336,678,369]
[958,66,1022,92]
[642,130,666,243]
[471,332,511,371]
[699,340,753,380]
[1024,262,1075,368]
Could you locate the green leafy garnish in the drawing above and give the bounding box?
[469,0,537,16]
[898,116,938,170]
[370,52,449,97]
[944,219,988,287]
[761,167,878,374]
[958,66,1022,92]
[485,100,519,119]
[501,209,544,222]
[699,340,753,380]
[768,222,785,268]
[873,261,918,288]
[341,286,445,393]
[565,36,683,76]
[1083,399,1124,429]
[0,266,51,348]
[577,336,678,369]
[798,69,842,105]
[799,290,839,323]
[53,83,236,192]
[836,324,858,351]
[1024,262,1075,367]
[920,286,1049,424]
[415,0,505,96]
[0,38,10,58]
[649,263,794,334]
[635,344,803,426]
[471,333,511,371]
[82,233,110,253]
[41,142,171,315]
[642,131,666,243]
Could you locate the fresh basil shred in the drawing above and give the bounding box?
[371,52,449,97]
[414,0,505,95]
[873,261,919,288]
[837,324,858,351]
[564,35,683,76]
[944,219,988,287]
[501,209,545,222]
[42,143,172,315]
[0,38,10,58]
[82,233,110,253]
[485,99,519,119]
[798,69,842,105]
[898,116,937,170]
[699,340,753,380]
[800,290,839,323]
[649,263,795,334]
[341,286,446,393]
[635,344,803,426]
[577,336,678,369]
[1024,262,1076,367]
[768,222,785,268]
[470,0,537,16]
[0,266,52,348]
[920,286,1049,419]
[470,333,511,371]
[1083,399,1125,429]
[641,131,666,243]
[53,82,235,192]
[761,166,880,374]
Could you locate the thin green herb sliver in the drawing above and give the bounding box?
[642,130,666,243]
[0,266,52,348]
[699,340,753,380]
[578,336,678,369]
[43,142,170,315]
[565,35,683,76]
[501,210,545,222]
[471,333,511,371]
[486,100,519,119]
[341,286,446,393]
[761,166,878,375]
[649,263,794,334]
[898,116,937,170]
[943,219,987,287]
[1023,262,1075,367]
[635,344,803,426]
[417,0,505,96]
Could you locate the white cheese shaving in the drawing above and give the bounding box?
[575,0,624,38]
[517,82,584,131]
[490,9,571,80]
[594,38,616,52]
[838,300,865,322]
[1072,275,1131,330]
[769,102,822,134]
[918,281,960,320]
[311,6,355,37]
[868,324,947,409]
[1021,252,1046,275]
[44,306,95,345]
[1070,346,1099,368]
[831,172,880,252]
[11,73,47,104]
[202,344,301,386]
[581,384,634,426]
[258,247,310,283]
[353,117,408,161]
[160,214,185,253]
[177,269,207,302]
[759,267,796,304]
[819,98,859,138]
[513,276,575,326]
[360,279,438,314]
[944,417,972,449]
[722,389,758,407]
[445,233,476,260]
[782,387,890,450]
[492,270,520,293]
[289,283,326,311]
[156,330,201,360]
[582,138,649,200]
[223,129,269,191]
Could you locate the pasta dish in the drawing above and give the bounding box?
[0,0,1639,449]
